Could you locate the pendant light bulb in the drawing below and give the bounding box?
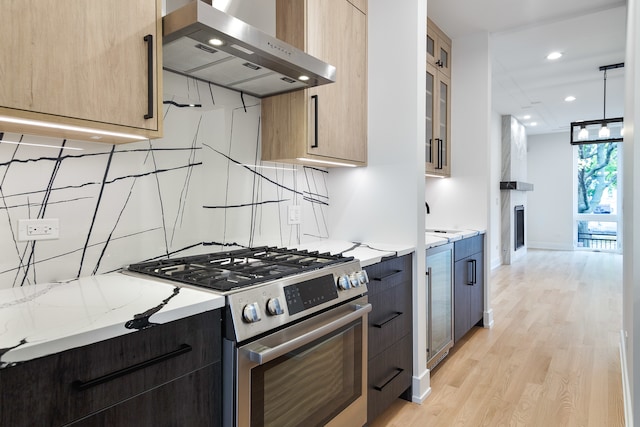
[599,124,610,138]
[578,126,589,140]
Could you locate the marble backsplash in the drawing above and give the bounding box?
[0,71,329,288]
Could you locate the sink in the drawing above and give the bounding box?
[425,228,465,234]
[425,228,479,242]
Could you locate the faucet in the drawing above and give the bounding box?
[425,202,430,214]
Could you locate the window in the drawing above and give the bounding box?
[575,142,619,251]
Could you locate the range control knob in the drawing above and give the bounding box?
[337,274,351,290]
[349,273,360,287]
[266,298,284,316]
[356,270,369,285]
[242,303,262,323]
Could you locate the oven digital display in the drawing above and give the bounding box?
[284,274,339,315]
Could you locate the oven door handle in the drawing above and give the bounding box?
[247,303,372,365]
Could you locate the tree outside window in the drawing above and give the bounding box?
[576,142,618,250]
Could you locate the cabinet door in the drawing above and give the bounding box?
[436,73,451,175]
[425,66,450,176]
[306,0,367,163]
[454,258,471,343]
[0,0,161,141]
[426,64,436,171]
[262,0,367,166]
[469,252,484,327]
[427,19,451,78]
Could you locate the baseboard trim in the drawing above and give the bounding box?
[527,241,574,251]
[483,309,494,328]
[620,329,633,426]
[411,369,431,404]
[491,257,502,270]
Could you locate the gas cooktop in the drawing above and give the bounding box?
[127,246,354,292]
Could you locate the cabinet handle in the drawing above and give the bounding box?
[466,259,477,285]
[373,368,404,391]
[472,259,477,284]
[436,138,443,169]
[144,34,154,120]
[428,138,433,163]
[71,343,192,391]
[310,94,319,148]
[373,311,403,328]
[370,269,402,282]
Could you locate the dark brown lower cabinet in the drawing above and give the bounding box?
[69,363,221,426]
[365,254,413,423]
[0,309,222,427]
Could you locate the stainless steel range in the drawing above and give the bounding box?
[127,246,371,427]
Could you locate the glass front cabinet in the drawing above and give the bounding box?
[426,19,452,177]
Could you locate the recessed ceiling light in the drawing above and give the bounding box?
[547,51,563,60]
[565,96,576,102]
[523,115,531,120]
[529,122,538,126]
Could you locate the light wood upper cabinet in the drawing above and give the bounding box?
[427,18,451,78]
[0,0,162,144]
[261,0,367,167]
[426,19,451,177]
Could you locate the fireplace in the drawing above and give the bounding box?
[515,205,525,250]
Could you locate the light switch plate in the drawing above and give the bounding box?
[18,218,60,241]
[287,205,301,225]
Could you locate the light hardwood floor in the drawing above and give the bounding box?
[370,249,624,427]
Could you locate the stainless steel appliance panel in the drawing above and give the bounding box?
[233,297,370,427]
[426,243,454,370]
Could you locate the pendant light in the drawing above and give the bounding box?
[570,63,624,145]
[598,67,611,138]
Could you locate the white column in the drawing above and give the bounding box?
[328,0,429,402]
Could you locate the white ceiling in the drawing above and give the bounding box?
[428,0,628,135]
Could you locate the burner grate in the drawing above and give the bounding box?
[128,246,353,292]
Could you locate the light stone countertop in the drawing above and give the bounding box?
[0,272,225,368]
[295,240,415,267]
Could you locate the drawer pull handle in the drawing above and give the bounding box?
[371,270,402,282]
[310,94,319,148]
[466,259,477,285]
[72,343,192,391]
[374,368,404,391]
[373,311,403,328]
[144,34,154,120]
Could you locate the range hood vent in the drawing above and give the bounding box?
[162,1,336,98]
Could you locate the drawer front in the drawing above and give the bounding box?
[468,234,484,256]
[368,283,412,359]
[365,254,412,296]
[0,309,221,427]
[367,334,412,423]
[454,235,484,261]
[69,362,222,427]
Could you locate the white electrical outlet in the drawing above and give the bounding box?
[287,205,301,225]
[18,218,60,241]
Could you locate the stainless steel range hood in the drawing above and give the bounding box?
[162,1,336,98]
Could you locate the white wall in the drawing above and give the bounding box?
[490,111,502,268]
[328,0,429,402]
[527,132,574,250]
[425,32,491,233]
[623,0,640,424]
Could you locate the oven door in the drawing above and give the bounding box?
[236,297,370,427]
